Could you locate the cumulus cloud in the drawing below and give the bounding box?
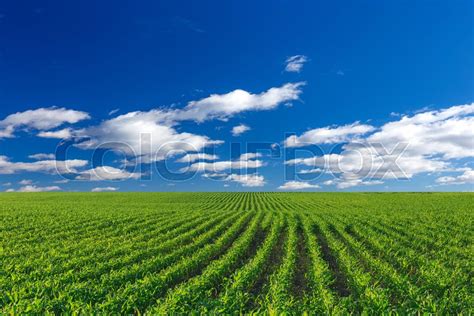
[285,122,375,147]
[285,55,308,73]
[28,153,56,160]
[323,178,384,189]
[286,103,474,187]
[225,174,265,187]
[435,168,474,185]
[75,110,221,162]
[0,107,89,138]
[367,103,474,160]
[3,83,303,168]
[231,124,250,136]
[91,186,118,192]
[278,181,320,190]
[287,148,447,180]
[239,152,262,161]
[37,128,73,139]
[76,166,141,181]
[0,156,88,175]
[298,168,323,174]
[19,179,33,185]
[175,82,305,122]
[185,153,263,173]
[13,185,62,192]
[186,159,263,173]
[176,153,219,163]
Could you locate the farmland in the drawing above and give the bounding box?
[1,192,473,314]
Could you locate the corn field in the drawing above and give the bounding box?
[1,192,473,314]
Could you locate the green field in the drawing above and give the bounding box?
[1,192,473,314]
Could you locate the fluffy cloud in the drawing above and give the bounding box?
[0,107,89,138]
[185,153,263,173]
[367,103,474,160]
[37,128,73,139]
[3,83,303,168]
[285,122,375,147]
[231,124,251,136]
[91,186,118,192]
[0,156,88,174]
[186,159,263,173]
[75,110,221,162]
[174,82,304,122]
[285,55,308,73]
[13,185,62,192]
[286,103,474,187]
[19,179,33,185]
[176,153,219,163]
[298,168,322,174]
[239,153,262,161]
[28,153,56,160]
[287,148,447,180]
[225,173,265,187]
[278,181,320,190]
[435,168,474,185]
[323,178,384,189]
[76,166,141,181]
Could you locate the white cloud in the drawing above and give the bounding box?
[0,107,89,138]
[175,82,305,122]
[278,181,319,190]
[15,185,61,192]
[298,168,322,174]
[287,148,447,180]
[231,124,250,136]
[176,153,219,163]
[435,168,474,185]
[226,174,265,187]
[54,179,69,184]
[239,152,262,161]
[37,128,72,139]
[76,110,222,162]
[28,153,55,160]
[285,122,375,147]
[285,103,474,187]
[186,159,263,173]
[2,182,12,186]
[185,153,263,173]
[285,55,308,73]
[367,103,474,160]
[108,108,120,116]
[19,179,33,185]
[0,156,88,175]
[202,172,228,179]
[323,178,384,189]
[91,186,118,192]
[76,166,140,181]
[20,83,303,164]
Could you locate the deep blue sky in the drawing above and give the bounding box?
[0,0,473,192]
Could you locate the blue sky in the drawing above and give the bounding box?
[0,0,473,192]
